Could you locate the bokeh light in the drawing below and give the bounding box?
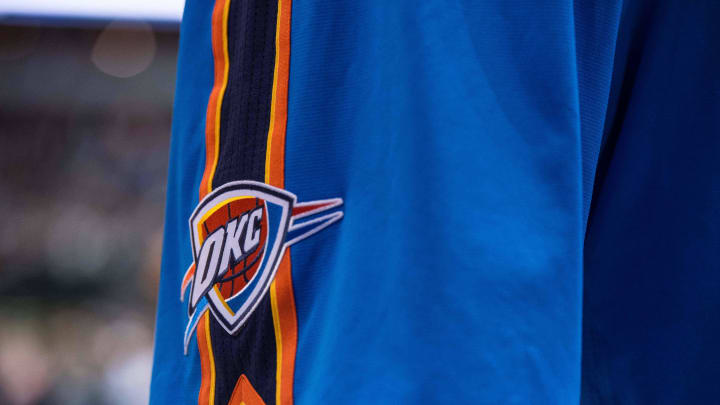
[92,22,156,79]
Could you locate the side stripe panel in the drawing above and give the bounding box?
[195,0,296,403]
[208,0,282,403]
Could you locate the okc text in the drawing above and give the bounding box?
[190,206,263,310]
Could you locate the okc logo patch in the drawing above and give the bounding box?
[180,180,343,353]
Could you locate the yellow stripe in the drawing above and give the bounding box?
[205,314,216,405]
[269,282,283,405]
[207,0,232,195]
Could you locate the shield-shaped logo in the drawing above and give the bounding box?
[180,180,343,353]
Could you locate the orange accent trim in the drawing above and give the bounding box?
[270,252,297,405]
[197,312,216,405]
[181,263,196,298]
[264,0,292,189]
[228,375,266,405]
[200,0,231,200]
[266,0,295,403]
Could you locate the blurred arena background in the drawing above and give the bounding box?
[0,2,183,404]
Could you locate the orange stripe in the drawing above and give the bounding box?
[264,0,292,188]
[197,0,230,404]
[200,0,231,200]
[197,312,216,405]
[265,0,295,403]
[271,252,297,405]
[181,263,196,299]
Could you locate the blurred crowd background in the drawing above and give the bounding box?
[0,9,180,404]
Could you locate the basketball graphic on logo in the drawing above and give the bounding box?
[199,197,268,299]
[181,181,343,351]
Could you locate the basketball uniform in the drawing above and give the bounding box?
[150,0,720,403]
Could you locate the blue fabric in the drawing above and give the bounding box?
[581,1,720,403]
[150,0,719,403]
[286,1,591,403]
[149,0,214,402]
